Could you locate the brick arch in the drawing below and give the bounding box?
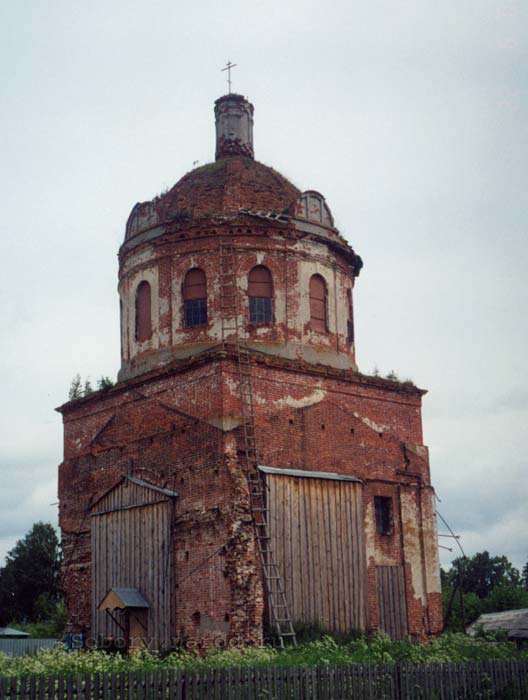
[182,267,207,300]
[248,265,272,297]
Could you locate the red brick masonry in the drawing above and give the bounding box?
[58,348,443,645]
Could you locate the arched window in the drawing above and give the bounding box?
[248,265,273,323]
[309,274,327,332]
[183,268,207,328]
[135,281,152,342]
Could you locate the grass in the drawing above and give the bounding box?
[0,633,527,678]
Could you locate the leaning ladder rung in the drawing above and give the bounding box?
[229,306,296,647]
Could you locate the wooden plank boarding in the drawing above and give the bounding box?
[91,478,174,649]
[265,470,367,633]
[376,565,408,639]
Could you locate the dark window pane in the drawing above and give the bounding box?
[374,496,393,535]
[184,298,207,328]
[249,296,273,324]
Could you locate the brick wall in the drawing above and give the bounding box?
[58,348,442,644]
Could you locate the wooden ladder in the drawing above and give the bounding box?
[220,243,297,648]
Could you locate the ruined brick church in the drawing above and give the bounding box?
[58,93,443,650]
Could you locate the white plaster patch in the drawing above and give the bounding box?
[353,412,390,434]
[364,500,376,562]
[122,246,156,276]
[119,289,129,362]
[225,376,239,397]
[275,388,326,409]
[401,489,427,604]
[210,318,223,342]
[159,296,169,316]
[405,442,428,459]
[422,489,442,595]
[274,285,285,326]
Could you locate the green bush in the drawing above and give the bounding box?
[9,602,67,639]
[0,633,526,678]
[483,585,528,613]
[442,587,484,631]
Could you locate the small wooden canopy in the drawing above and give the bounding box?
[98,588,150,612]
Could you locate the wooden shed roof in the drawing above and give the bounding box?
[467,608,528,639]
[91,475,178,511]
[259,465,363,483]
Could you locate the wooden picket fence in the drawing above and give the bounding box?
[1,660,527,699]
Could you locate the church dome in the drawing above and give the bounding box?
[125,94,302,241]
[118,93,362,383]
[125,156,301,241]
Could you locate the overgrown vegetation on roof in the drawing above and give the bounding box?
[191,160,226,174]
[68,375,114,400]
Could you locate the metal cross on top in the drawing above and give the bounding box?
[221,61,237,93]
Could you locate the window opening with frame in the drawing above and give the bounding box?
[183,268,207,328]
[248,265,273,324]
[374,496,393,535]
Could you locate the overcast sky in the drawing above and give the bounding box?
[1,0,526,573]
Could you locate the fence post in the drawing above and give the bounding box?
[394,663,402,700]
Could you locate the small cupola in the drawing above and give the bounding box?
[215,93,254,160]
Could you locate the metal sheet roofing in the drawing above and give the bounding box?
[259,465,363,484]
[101,588,150,610]
[467,608,528,639]
[0,627,30,637]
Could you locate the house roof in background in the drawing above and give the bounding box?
[467,608,528,640]
[0,627,30,637]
